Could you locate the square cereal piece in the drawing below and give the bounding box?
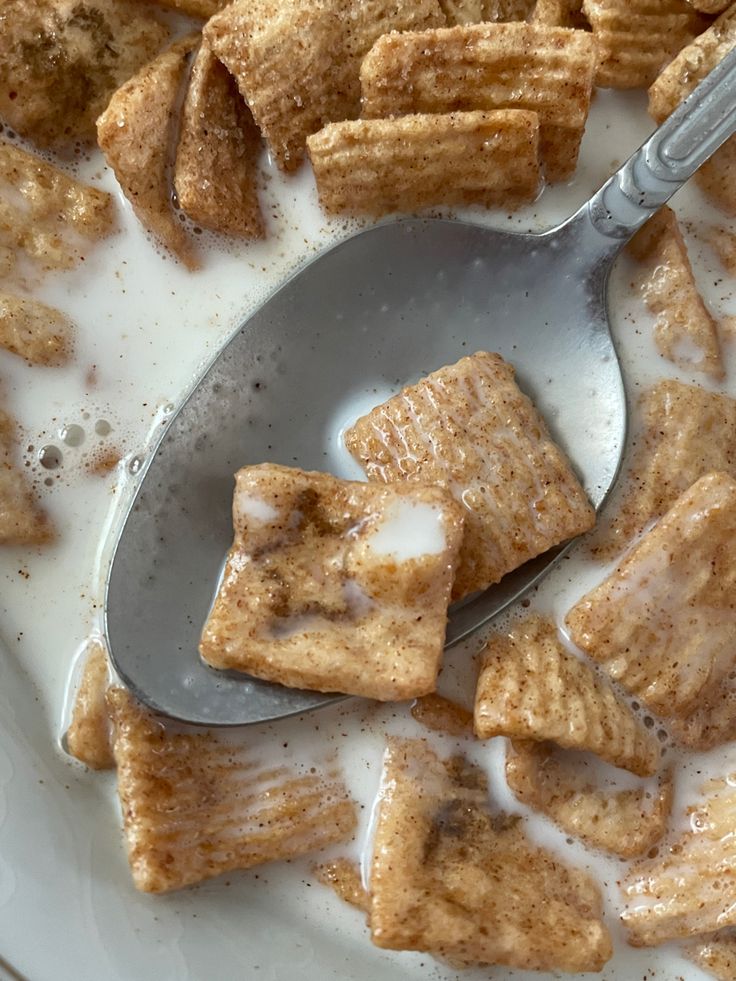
[174,42,265,238]
[360,23,596,182]
[0,292,73,366]
[204,0,446,172]
[628,206,724,380]
[567,472,736,749]
[344,352,595,600]
[582,0,708,89]
[440,0,535,23]
[107,686,357,893]
[0,406,53,545]
[370,737,612,972]
[649,5,736,214]
[65,640,114,770]
[199,464,465,700]
[474,614,660,775]
[307,110,540,216]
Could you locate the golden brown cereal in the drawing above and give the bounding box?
[370,738,612,971]
[0,293,73,366]
[687,0,731,9]
[506,741,674,858]
[205,0,446,172]
[685,930,736,980]
[709,227,736,274]
[649,5,736,213]
[97,35,200,269]
[591,380,736,558]
[360,23,596,181]
[174,42,265,238]
[622,778,736,946]
[583,0,707,89]
[200,464,464,700]
[154,0,226,17]
[345,352,595,600]
[66,640,114,770]
[440,0,535,23]
[0,0,167,149]
[474,615,660,775]
[0,406,53,545]
[0,141,114,271]
[531,0,588,27]
[307,110,541,216]
[107,686,357,893]
[628,206,724,380]
[314,858,370,914]
[411,693,474,736]
[568,472,736,750]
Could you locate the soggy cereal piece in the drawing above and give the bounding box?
[205,0,446,172]
[622,778,736,946]
[629,206,724,380]
[0,0,167,149]
[360,23,595,182]
[506,741,673,859]
[531,0,588,27]
[568,472,736,749]
[582,0,707,89]
[174,42,264,238]
[649,6,736,214]
[474,615,659,775]
[0,141,115,271]
[411,693,474,736]
[685,930,736,980]
[314,858,370,914]
[200,464,464,700]
[592,380,736,557]
[307,110,540,216]
[439,0,535,23]
[345,352,595,599]
[709,227,736,274]
[370,737,612,971]
[66,640,114,770]
[155,0,226,17]
[0,293,73,366]
[97,35,200,269]
[0,407,53,545]
[107,686,357,893]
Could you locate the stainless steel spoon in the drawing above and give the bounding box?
[106,49,736,725]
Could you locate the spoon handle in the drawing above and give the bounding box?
[572,45,736,254]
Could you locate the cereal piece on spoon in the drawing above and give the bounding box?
[345,352,595,600]
[0,293,73,366]
[0,406,53,545]
[97,35,201,270]
[66,639,114,770]
[199,464,464,700]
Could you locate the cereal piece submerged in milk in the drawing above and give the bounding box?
[107,686,357,893]
[685,930,736,980]
[0,406,53,545]
[66,639,114,770]
[0,293,73,366]
[474,615,660,775]
[345,352,594,600]
[199,464,465,700]
[568,472,736,750]
[506,741,674,859]
[622,778,736,946]
[411,693,474,736]
[628,206,724,381]
[369,737,612,972]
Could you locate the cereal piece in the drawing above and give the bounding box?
[411,693,474,736]
[97,35,200,269]
[345,352,595,599]
[440,0,534,23]
[174,42,264,238]
[360,23,596,182]
[314,858,370,913]
[200,464,464,700]
[649,6,736,214]
[531,0,588,27]
[370,738,612,971]
[107,686,357,893]
[592,380,736,557]
[0,141,115,271]
[622,778,736,946]
[506,741,673,859]
[0,407,53,545]
[474,615,659,775]
[685,931,736,980]
[0,0,167,149]
[0,293,73,366]
[629,206,724,380]
[155,0,226,17]
[307,110,540,216]
[709,227,736,274]
[582,0,707,89]
[66,640,114,770]
[205,0,446,172]
[568,472,736,749]
[687,0,731,9]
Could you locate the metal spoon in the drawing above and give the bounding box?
[105,49,736,725]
